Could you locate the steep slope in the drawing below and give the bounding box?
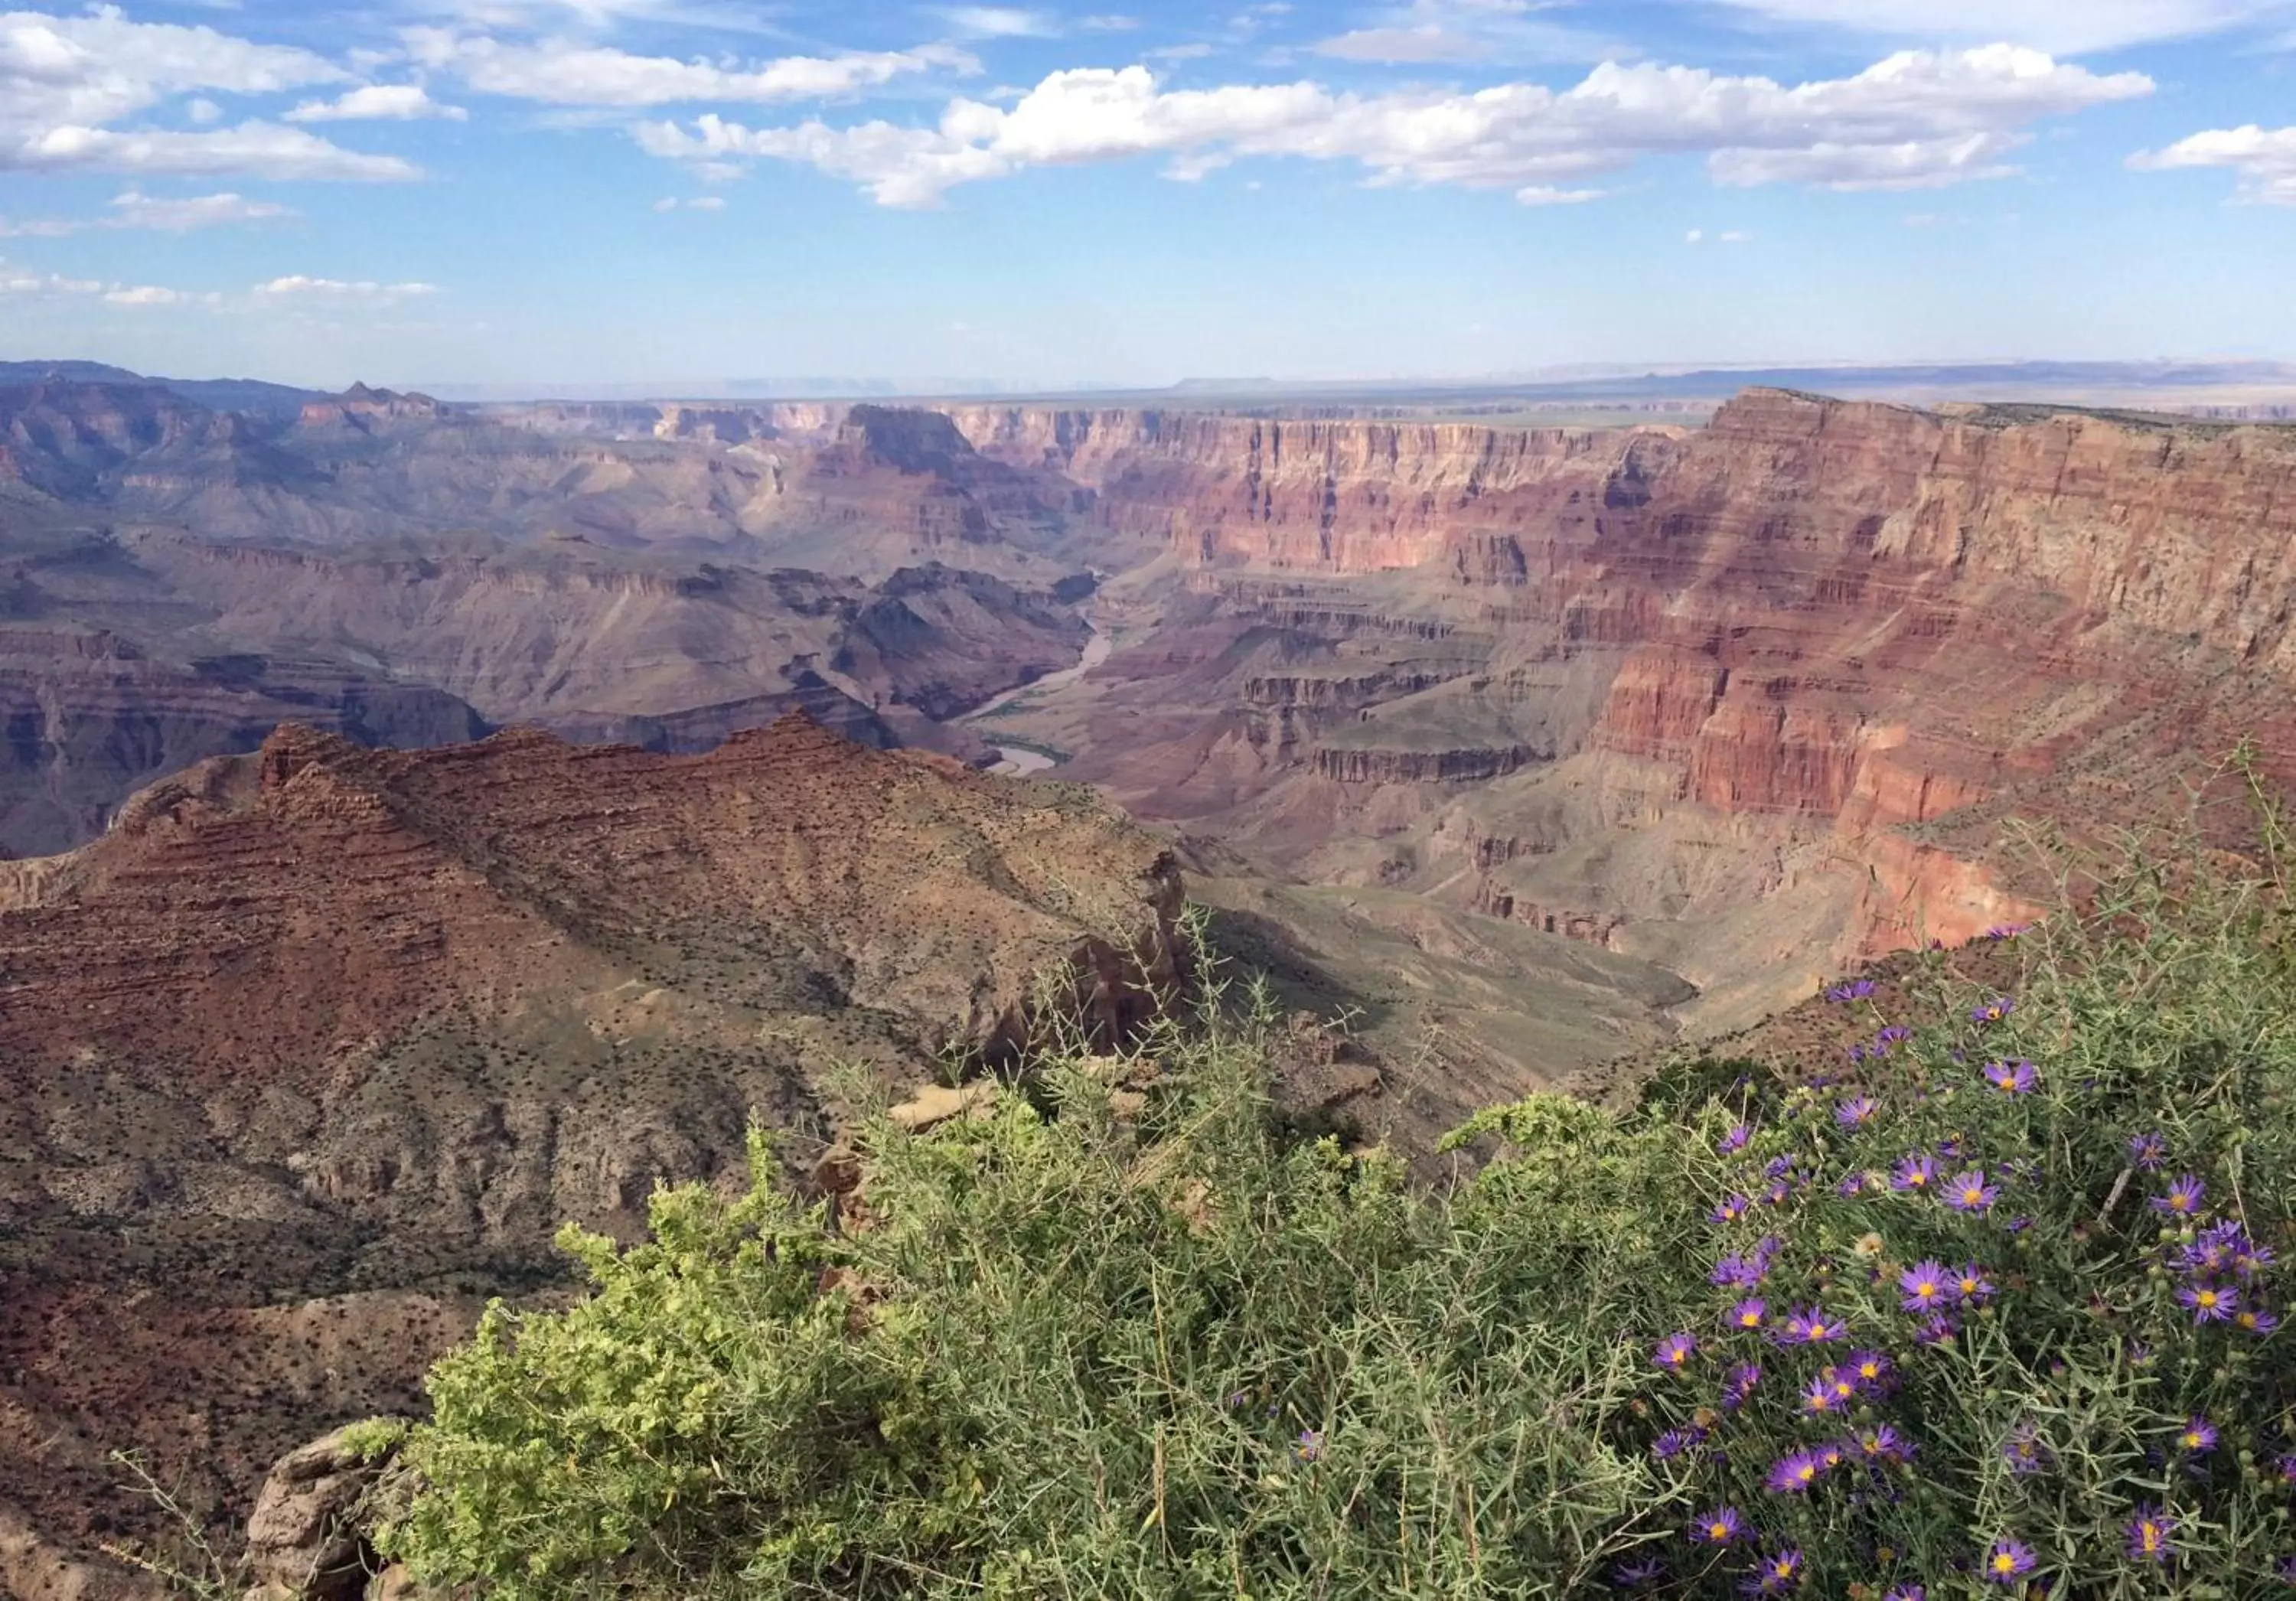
[0,716,1182,1575]
[959,393,2296,1025]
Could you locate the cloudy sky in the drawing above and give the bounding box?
[2,0,2291,390]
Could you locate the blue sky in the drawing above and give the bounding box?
[1,0,2292,390]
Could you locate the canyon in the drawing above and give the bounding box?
[5,364,2296,1593]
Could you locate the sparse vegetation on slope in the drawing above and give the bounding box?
[376,833,2296,1598]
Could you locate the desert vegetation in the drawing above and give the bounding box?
[360,814,2296,1599]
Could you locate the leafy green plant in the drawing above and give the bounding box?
[378,836,2296,1599]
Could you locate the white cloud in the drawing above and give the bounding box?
[285,83,468,122]
[636,46,2149,208]
[406,29,977,106]
[104,283,194,305]
[936,6,1062,37]
[1516,184,1603,204]
[2131,124,2296,204]
[1082,15,1140,29]
[1685,0,2294,54]
[1312,0,1628,65]
[7,121,417,179]
[1719,228,1753,241]
[651,194,678,210]
[1685,227,1704,242]
[113,188,293,228]
[1146,42,1216,60]
[256,275,441,302]
[0,189,292,236]
[0,8,417,179]
[0,258,216,305]
[685,192,725,208]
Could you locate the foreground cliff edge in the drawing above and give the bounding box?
[0,715,1188,1594]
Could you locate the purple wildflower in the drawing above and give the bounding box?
[1983,1059,2038,1095]
[1836,1172,1867,1197]
[1829,979,1879,1003]
[1293,1430,1322,1463]
[2280,1557,2296,1587]
[1884,1587,1926,1601]
[1854,1423,1916,1464]
[1837,1097,1879,1129]
[2128,1131,2167,1171]
[1654,1332,1698,1371]
[2153,1175,2207,1217]
[1893,1155,1937,1192]
[1876,1025,1913,1050]
[1742,1550,1805,1597]
[1985,924,2027,941]
[1765,1450,1825,1495]
[1721,1362,1762,1412]
[2177,1417,2219,1455]
[2002,1420,2051,1476]
[1612,1557,1666,1588]
[1984,1541,2036,1584]
[2239,1306,2282,1335]
[1763,1179,1793,1206]
[1900,1260,1953,1312]
[1712,1194,1752,1225]
[2179,1283,2240,1325]
[1777,1306,1848,1345]
[1799,1374,1848,1417]
[2187,1221,2273,1278]
[1952,1264,1996,1306]
[1847,1349,1895,1391]
[1653,1428,1702,1462]
[1971,996,2015,1025]
[1691,1506,1746,1546]
[1728,1297,1769,1332]
[1915,1316,1959,1348]
[1714,1253,1769,1289]
[1945,1169,2001,1214]
[2125,1505,2176,1564]
[1719,1123,1753,1155]
[1936,1134,1965,1161]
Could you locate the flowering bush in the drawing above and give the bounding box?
[373,848,2296,1599]
[1594,898,2296,1599]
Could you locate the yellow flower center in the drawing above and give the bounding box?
[1709,1524,1730,1541]
[1962,1186,1985,1205]
[1992,1555,2016,1574]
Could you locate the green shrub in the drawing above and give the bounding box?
[379,846,2296,1599]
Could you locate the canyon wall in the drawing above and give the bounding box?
[955,392,2296,976]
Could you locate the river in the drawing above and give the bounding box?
[970,623,1110,774]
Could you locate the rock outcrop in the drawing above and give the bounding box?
[0,717,1183,1583]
